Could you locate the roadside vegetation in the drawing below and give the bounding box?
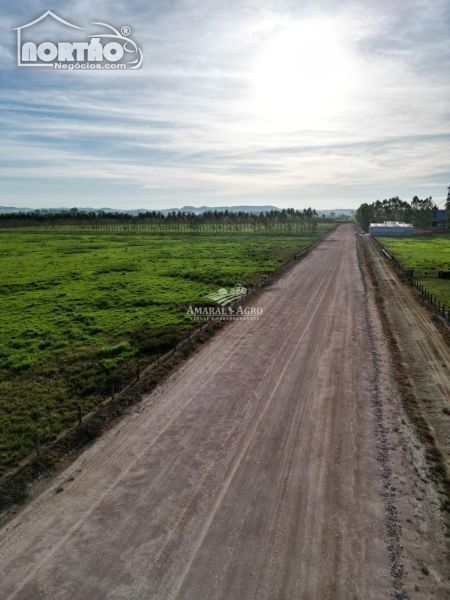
[0,228,330,474]
[379,235,450,306]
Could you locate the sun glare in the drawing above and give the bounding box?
[250,19,356,129]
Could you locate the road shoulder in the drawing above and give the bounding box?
[359,236,449,599]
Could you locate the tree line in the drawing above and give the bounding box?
[355,195,449,232]
[0,208,328,235]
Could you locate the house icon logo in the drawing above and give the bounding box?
[13,10,143,70]
[207,285,247,306]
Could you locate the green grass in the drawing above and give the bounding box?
[379,235,450,306]
[0,231,320,473]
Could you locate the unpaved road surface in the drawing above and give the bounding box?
[0,225,437,599]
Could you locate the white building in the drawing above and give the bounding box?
[369,222,414,236]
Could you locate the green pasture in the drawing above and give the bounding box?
[379,235,450,306]
[0,231,319,473]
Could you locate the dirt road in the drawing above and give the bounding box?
[0,225,415,598]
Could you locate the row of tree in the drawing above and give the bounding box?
[0,208,326,234]
[356,193,449,232]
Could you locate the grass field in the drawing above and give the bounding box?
[379,235,450,306]
[0,231,321,474]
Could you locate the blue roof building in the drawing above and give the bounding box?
[432,207,447,227]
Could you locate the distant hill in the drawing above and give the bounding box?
[0,205,281,215]
[0,206,143,214]
[0,206,36,213]
[163,205,280,214]
[317,209,355,216]
[0,205,356,216]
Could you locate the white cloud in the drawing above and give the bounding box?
[0,0,449,208]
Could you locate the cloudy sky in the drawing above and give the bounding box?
[1,0,449,210]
